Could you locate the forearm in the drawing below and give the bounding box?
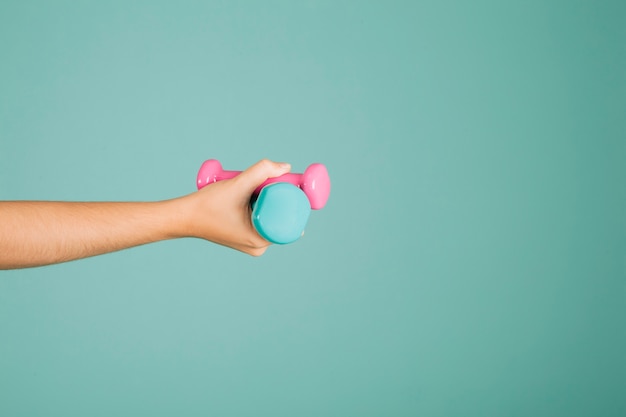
[0,160,291,269]
[0,200,186,269]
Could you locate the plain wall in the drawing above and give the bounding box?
[1,1,625,416]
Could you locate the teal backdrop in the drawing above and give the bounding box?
[1,1,625,416]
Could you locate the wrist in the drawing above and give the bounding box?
[161,195,198,239]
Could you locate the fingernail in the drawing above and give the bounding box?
[279,162,291,170]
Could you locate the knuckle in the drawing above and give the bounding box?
[258,159,272,169]
[243,234,270,257]
[248,247,267,257]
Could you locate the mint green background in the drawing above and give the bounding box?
[1,1,625,416]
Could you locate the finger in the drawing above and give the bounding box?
[234,159,291,194]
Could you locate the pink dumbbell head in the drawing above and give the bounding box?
[197,159,331,210]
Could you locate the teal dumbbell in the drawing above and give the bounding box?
[251,182,311,244]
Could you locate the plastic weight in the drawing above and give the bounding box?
[251,182,311,244]
[197,159,331,210]
[196,159,330,245]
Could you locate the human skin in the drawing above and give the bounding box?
[0,159,291,269]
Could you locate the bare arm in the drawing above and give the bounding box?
[0,159,291,269]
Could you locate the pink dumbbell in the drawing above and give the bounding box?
[197,159,331,210]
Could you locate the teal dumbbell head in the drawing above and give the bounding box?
[252,183,311,244]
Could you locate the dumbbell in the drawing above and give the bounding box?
[196,159,331,244]
[197,159,331,210]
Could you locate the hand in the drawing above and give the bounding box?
[176,159,292,256]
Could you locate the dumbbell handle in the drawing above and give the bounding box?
[200,169,302,192]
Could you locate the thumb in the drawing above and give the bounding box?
[234,159,291,194]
